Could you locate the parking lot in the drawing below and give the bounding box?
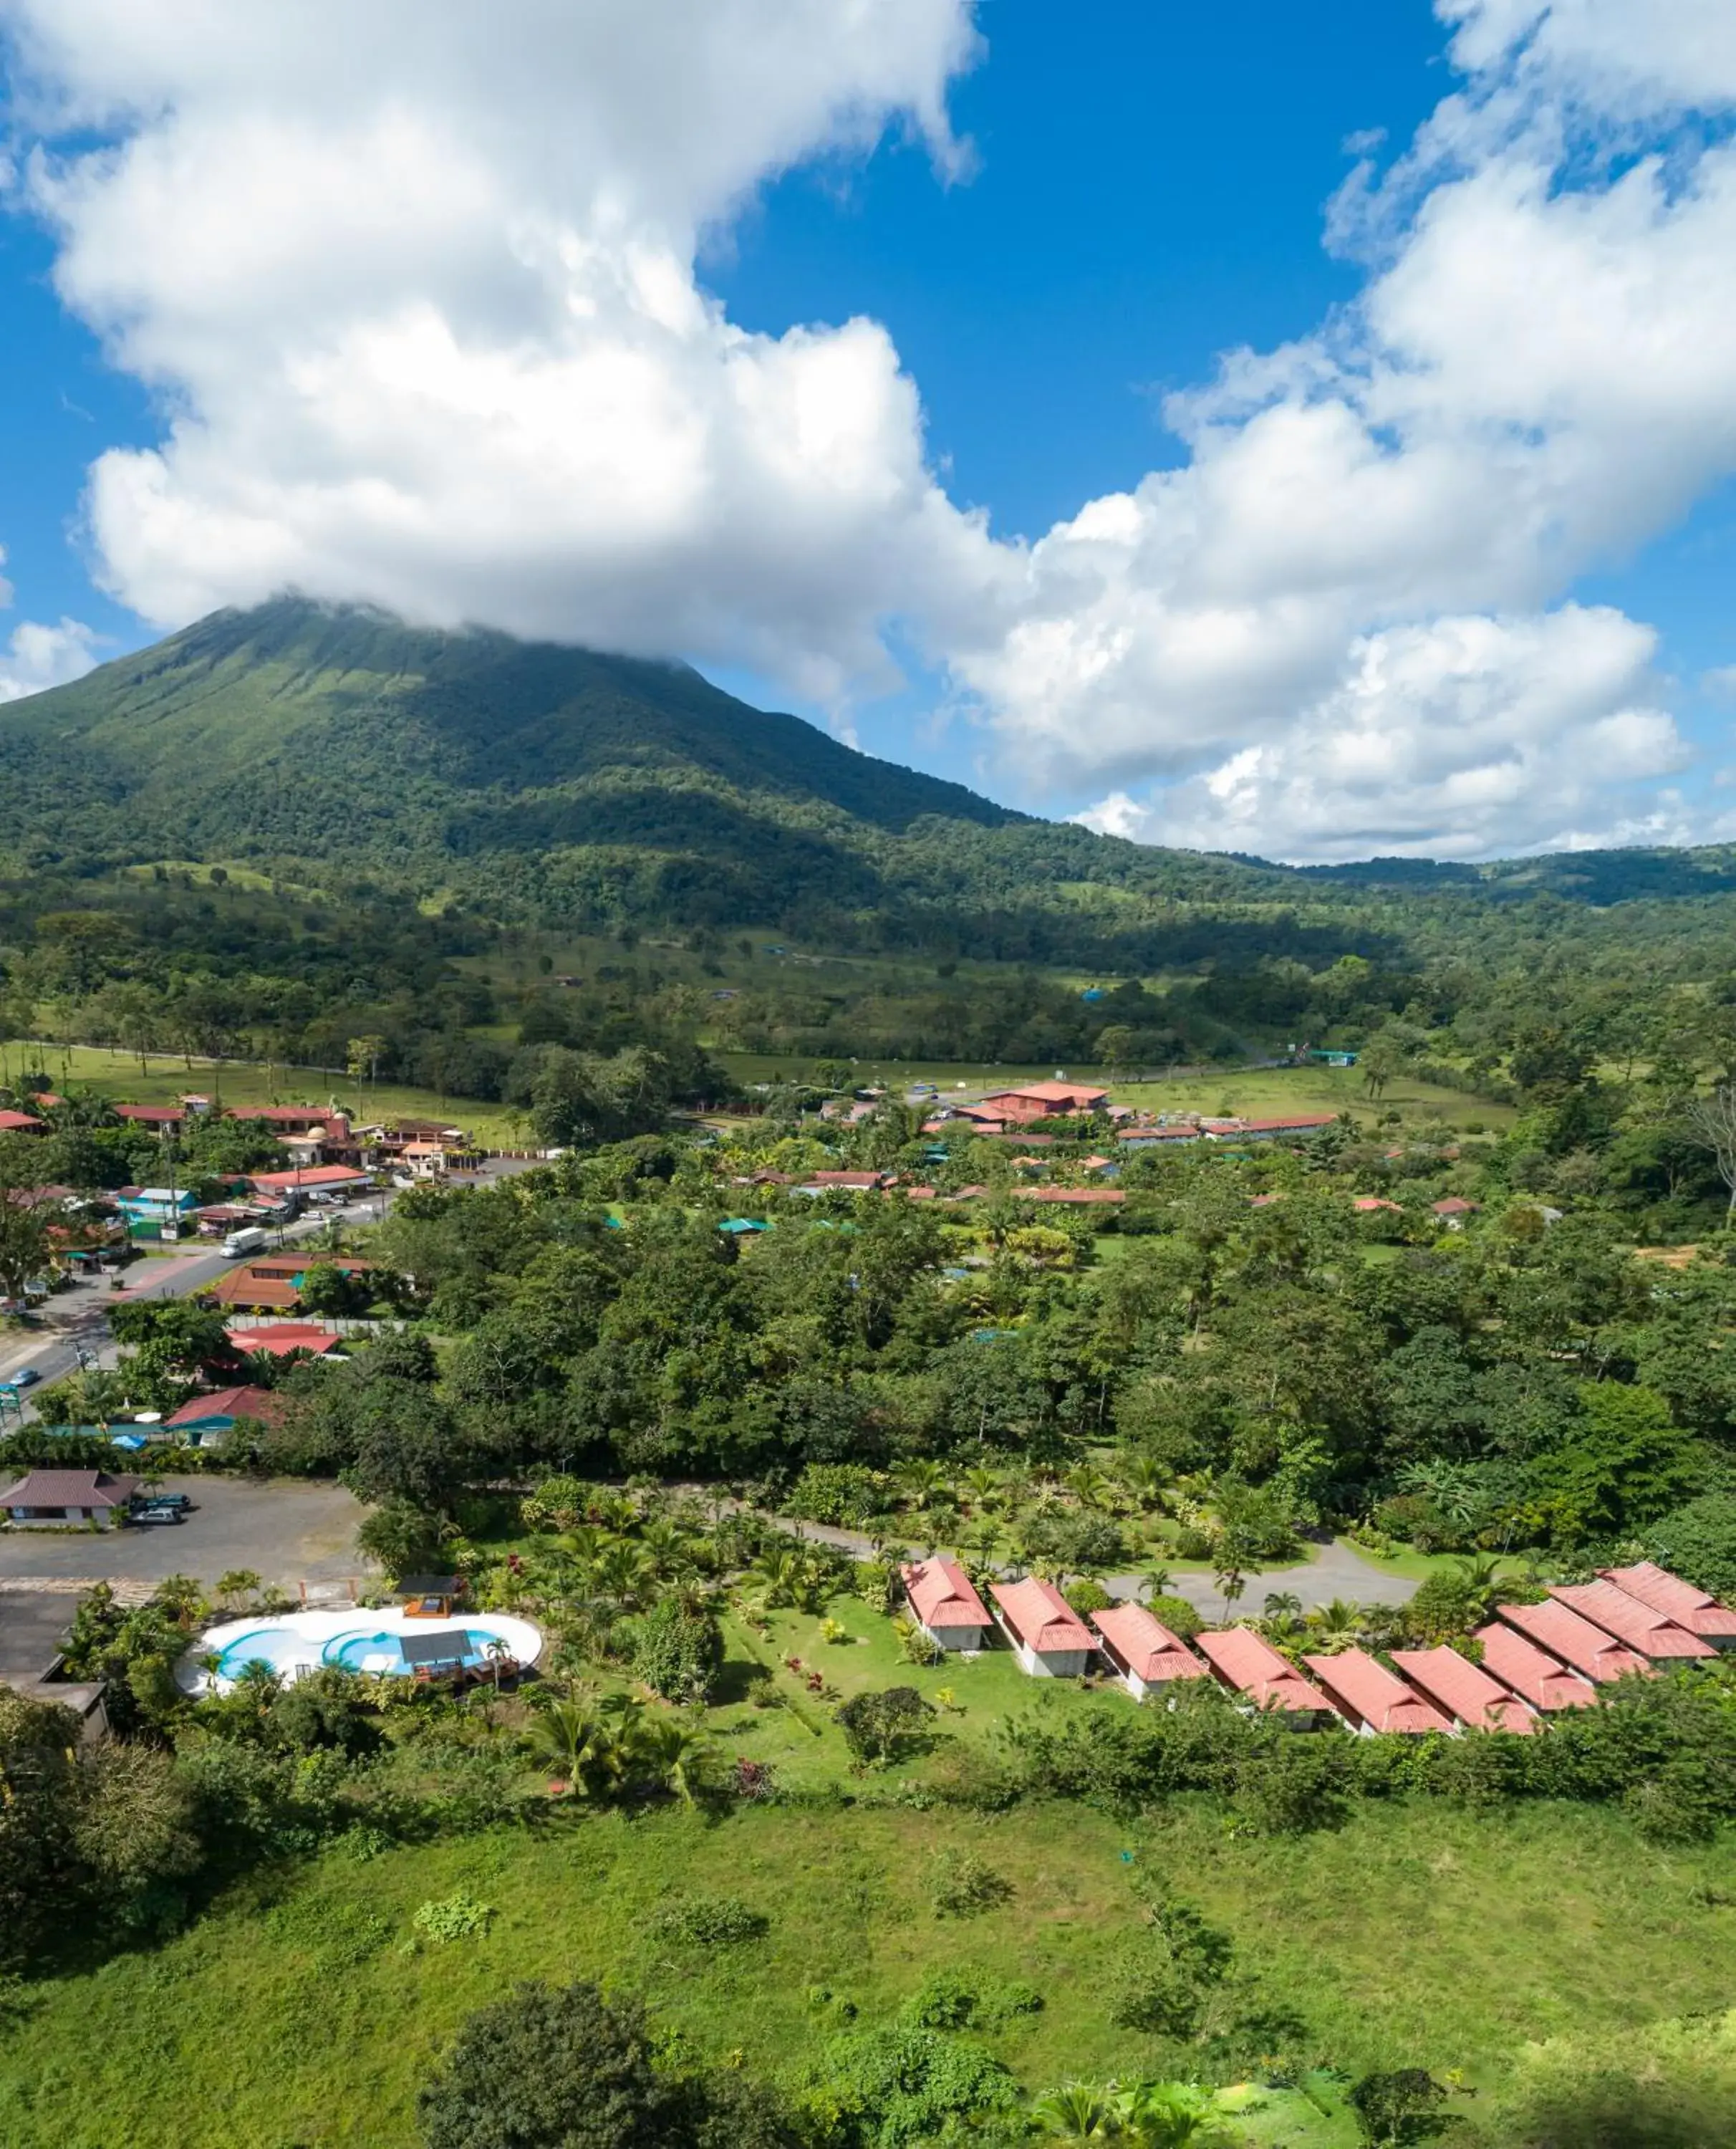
[0,1476,371,1590]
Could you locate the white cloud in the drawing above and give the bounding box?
[1076,607,1690,862]
[5,0,1736,858]
[1,0,993,703]
[0,615,101,702]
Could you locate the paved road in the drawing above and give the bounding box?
[0,1158,539,1417]
[0,1476,370,1590]
[759,1509,1418,1613]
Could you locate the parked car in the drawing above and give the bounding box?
[131,1506,184,1526]
[3,1366,41,1388]
[139,1491,195,1513]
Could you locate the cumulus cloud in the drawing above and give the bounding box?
[1074,607,1689,862]
[0,614,100,702]
[1,0,994,702]
[5,0,1736,858]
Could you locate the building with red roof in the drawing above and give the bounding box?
[0,1468,138,1527]
[901,1557,993,1653]
[112,1102,185,1128]
[1303,1648,1452,1736]
[1016,1187,1127,1205]
[1238,1113,1338,1140]
[1195,1627,1338,1725]
[227,1323,344,1360]
[1600,1561,1736,1648]
[247,1164,370,1196]
[164,1385,286,1438]
[1090,1604,1207,1699]
[795,1170,890,1194]
[1495,1600,1654,1684]
[1351,1196,1402,1213]
[1474,1623,1597,1711]
[1389,1645,1536,1734]
[990,1577,1096,1677]
[1547,1580,1715,1660]
[0,1108,45,1133]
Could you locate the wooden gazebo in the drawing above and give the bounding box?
[397,1574,463,1619]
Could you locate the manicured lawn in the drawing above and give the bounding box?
[6,1796,1736,2148]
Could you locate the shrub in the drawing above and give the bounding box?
[927,1847,1012,1918]
[786,1463,888,1529]
[836,1687,934,1766]
[1348,2067,1452,2145]
[521,1474,587,1529]
[1233,1739,1352,1837]
[627,1599,723,1705]
[818,2022,1019,2145]
[1147,1592,1204,1641]
[1066,1579,1112,1616]
[1649,1492,1736,1602]
[413,1892,493,1943]
[650,1893,769,1946]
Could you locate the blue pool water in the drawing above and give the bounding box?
[322,1627,501,1674]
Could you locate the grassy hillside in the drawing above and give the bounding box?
[5,1797,1734,2148]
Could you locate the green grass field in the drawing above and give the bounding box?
[2,1040,1509,1148]
[5,1792,1735,2148]
[0,1042,533,1147]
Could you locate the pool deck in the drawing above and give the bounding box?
[176,1606,544,1693]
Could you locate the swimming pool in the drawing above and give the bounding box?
[179,1607,544,1693]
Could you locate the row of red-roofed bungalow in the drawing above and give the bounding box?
[897,1557,1733,1734]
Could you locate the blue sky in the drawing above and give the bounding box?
[1,1,1735,860]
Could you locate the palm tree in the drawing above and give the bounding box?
[1114,1453,1169,1511]
[960,1463,1003,1513]
[1111,2082,1228,2148]
[897,1458,950,1514]
[632,1716,715,1808]
[1031,2082,1119,2143]
[1304,1597,1369,1653]
[1140,1567,1175,1602]
[524,1701,624,1798]
[590,1538,652,1607]
[1066,1462,1111,1511]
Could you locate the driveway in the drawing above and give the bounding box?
[0,1476,370,1591]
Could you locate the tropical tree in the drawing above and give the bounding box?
[524,1701,626,1797]
[1030,2082,1119,2142]
[1303,1597,1369,1653]
[632,1715,716,1807]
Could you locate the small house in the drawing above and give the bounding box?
[1090,1603,1207,1699]
[1600,1561,1736,1648]
[226,1323,344,1360]
[1546,1580,1715,1661]
[990,1577,1095,1677]
[902,1557,993,1653]
[1195,1626,1338,1727]
[163,1386,284,1443]
[979,1082,1109,1123]
[1473,1622,1596,1712]
[0,1108,45,1134]
[1495,1600,1654,1685]
[1389,1645,1536,1734]
[0,1468,139,1529]
[1302,1648,1452,1736]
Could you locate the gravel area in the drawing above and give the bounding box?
[0,1476,371,1591]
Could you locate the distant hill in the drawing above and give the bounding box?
[0,598,1298,950]
[7,597,1736,956]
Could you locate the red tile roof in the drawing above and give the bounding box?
[1389,1645,1536,1733]
[1495,1600,1655,1684]
[1547,1581,1716,1660]
[1432,1197,1480,1216]
[165,1385,285,1428]
[1195,1626,1336,1715]
[228,1325,342,1358]
[1241,1114,1338,1133]
[1016,1187,1127,1204]
[990,1577,1095,1655]
[113,1102,185,1125]
[247,1165,370,1191]
[1091,1603,1207,1685]
[208,1271,302,1308]
[0,1109,45,1132]
[1600,1561,1736,1640]
[1303,1648,1452,1734]
[902,1557,992,1631]
[1474,1622,1597,1711]
[1351,1196,1402,1213]
[982,1082,1108,1106]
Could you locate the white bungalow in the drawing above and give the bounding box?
[1089,1602,1207,1701]
[900,1557,994,1654]
[990,1577,1095,1678]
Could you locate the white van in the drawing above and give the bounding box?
[221,1227,268,1259]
